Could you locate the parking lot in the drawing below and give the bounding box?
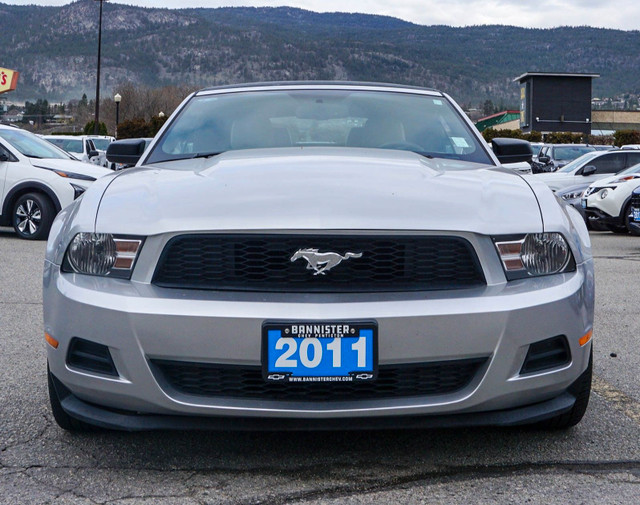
[1,227,639,504]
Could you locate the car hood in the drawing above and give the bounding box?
[530,172,592,191]
[31,157,111,179]
[95,148,543,235]
[589,173,640,189]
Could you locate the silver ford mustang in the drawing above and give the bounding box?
[44,82,594,431]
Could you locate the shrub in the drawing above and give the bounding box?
[83,121,108,136]
[116,115,168,139]
[482,128,542,143]
[544,132,584,144]
[613,130,640,147]
[116,118,150,139]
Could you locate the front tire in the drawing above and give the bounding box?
[536,349,592,430]
[12,192,54,240]
[48,364,95,432]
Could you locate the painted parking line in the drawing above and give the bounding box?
[592,375,640,425]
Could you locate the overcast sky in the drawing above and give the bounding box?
[4,0,640,30]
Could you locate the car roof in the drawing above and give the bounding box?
[543,143,593,147]
[44,135,86,139]
[196,81,441,95]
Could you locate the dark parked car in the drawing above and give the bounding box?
[533,144,596,173]
[627,186,640,235]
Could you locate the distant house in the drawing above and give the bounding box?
[474,110,521,132]
[51,114,74,124]
[2,107,23,122]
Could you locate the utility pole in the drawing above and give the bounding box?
[93,0,104,135]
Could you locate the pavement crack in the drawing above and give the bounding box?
[247,461,640,505]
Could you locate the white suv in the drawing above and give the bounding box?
[0,125,111,239]
[582,164,640,233]
[533,149,640,192]
[43,135,107,167]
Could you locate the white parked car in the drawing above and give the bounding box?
[0,125,110,239]
[532,149,640,192]
[44,82,593,432]
[582,164,640,233]
[87,136,115,168]
[44,135,106,167]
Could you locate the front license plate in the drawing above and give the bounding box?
[263,322,377,383]
[633,208,640,222]
[581,198,587,209]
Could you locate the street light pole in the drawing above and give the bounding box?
[93,0,104,135]
[114,93,121,138]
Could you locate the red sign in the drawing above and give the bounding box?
[0,68,19,94]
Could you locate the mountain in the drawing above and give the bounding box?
[1,0,640,106]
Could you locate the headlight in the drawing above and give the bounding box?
[36,165,97,181]
[53,170,96,181]
[62,233,144,279]
[561,190,584,200]
[494,233,575,280]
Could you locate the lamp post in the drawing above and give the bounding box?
[93,0,105,135]
[114,93,121,138]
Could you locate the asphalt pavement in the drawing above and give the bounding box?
[1,227,639,504]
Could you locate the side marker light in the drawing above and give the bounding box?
[579,330,593,347]
[45,332,59,349]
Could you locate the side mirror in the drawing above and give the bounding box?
[88,150,100,158]
[581,165,597,176]
[106,139,147,165]
[538,155,550,164]
[491,138,533,164]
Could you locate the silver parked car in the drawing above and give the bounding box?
[44,82,594,432]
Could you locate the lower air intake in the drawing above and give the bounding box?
[520,335,571,375]
[150,357,488,402]
[66,337,118,377]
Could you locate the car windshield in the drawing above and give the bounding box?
[47,138,83,154]
[557,151,601,173]
[145,89,494,166]
[0,129,72,160]
[90,138,111,150]
[553,145,595,161]
[617,163,640,175]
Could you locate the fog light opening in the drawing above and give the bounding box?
[520,335,571,375]
[66,337,119,377]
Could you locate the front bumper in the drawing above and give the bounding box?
[49,371,582,431]
[584,207,622,228]
[44,259,594,426]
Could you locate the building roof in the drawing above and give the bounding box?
[514,72,600,83]
[474,110,520,132]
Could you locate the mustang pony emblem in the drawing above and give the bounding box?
[290,248,363,275]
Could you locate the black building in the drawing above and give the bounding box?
[514,72,599,135]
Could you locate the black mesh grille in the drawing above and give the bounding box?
[631,192,640,208]
[152,234,485,292]
[150,358,488,402]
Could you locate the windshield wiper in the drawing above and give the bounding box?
[189,151,224,159]
[152,151,224,164]
[24,154,43,159]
